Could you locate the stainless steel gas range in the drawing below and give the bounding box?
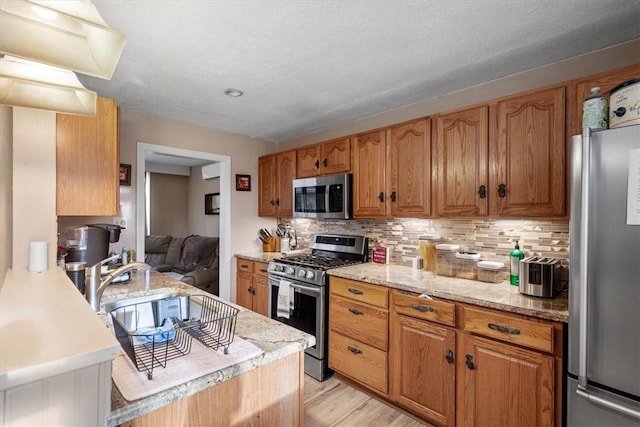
[267,233,368,381]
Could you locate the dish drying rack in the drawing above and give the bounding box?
[109,295,239,380]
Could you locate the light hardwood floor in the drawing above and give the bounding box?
[304,374,432,427]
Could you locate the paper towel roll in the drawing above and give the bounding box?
[28,241,48,272]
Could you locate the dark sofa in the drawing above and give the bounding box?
[145,234,219,296]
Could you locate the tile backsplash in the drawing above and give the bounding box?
[280,218,569,269]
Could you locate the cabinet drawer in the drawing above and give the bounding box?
[329,295,388,351]
[461,306,554,353]
[254,261,269,278]
[392,290,455,327]
[330,277,388,309]
[329,331,387,394]
[237,259,254,273]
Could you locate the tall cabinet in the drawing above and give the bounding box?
[258,150,296,217]
[56,97,119,216]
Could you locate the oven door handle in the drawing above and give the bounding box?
[276,280,322,295]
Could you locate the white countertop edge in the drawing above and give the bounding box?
[0,268,121,391]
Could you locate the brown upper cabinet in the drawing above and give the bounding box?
[296,136,351,178]
[434,106,489,217]
[56,97,119,216]
[258,150,296,217]
[434,86,565,217]
[490,86,566,217]
[353,119,432,218]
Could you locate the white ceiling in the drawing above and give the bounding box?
[81,0,640,143]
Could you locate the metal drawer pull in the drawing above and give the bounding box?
[348,288,364,295]
[488,323,521,335]
[240,264,249,268]
[348,308,364,315]
[411,304,434,313]
[259,269,268,273]
[347,346,363,355]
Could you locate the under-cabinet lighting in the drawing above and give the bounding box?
[0,0,127,79]
[0,55,97,115]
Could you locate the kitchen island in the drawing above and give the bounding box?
[103,270,315,426]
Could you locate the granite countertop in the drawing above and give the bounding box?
[234,250,306,263]
[328,263,568,323]
[103,271,315,427]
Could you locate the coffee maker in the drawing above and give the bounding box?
[62,224,124,267]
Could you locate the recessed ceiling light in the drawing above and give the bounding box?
[224,88,243,97]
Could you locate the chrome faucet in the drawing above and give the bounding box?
[86,254,151,312]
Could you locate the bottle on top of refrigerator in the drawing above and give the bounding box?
[582,87,608,131]
[509,240,524,286]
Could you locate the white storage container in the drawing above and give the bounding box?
[477,261,505,283]
[435,244,460,277]
[455,252,481,280]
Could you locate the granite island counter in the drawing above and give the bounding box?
[103,271,314,427]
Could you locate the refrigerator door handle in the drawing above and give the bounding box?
[578,127,591,392]
[575,389,640,420]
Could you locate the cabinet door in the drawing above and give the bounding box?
[390,314,455,426]
[254,276,270,317]
[276,150,296,216]
[491,86,565,217]
[388,119,432,217]
[321,137,351,175]
[434,106,489,217]
[258,154,277,216]
[236,271,254,310]
[457,334,555,427]
[296,144,321,178]
[570,63,640,136]
[352,129,387,217]
[56,97,119,216]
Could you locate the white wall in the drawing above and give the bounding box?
[149,172,188,236]
[0,107,13,286]
[189,170,220,237]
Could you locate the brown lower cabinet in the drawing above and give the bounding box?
[235,259,269,316]
[329,279,565,427]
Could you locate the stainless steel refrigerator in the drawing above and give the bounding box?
[568,126,640,426]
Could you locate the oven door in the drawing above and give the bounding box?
[269,276,325,360]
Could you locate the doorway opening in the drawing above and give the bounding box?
[136,142,232,300]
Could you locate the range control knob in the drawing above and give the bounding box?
[306,270,315,280]
[297,269,306,277]
[285,266,295,275]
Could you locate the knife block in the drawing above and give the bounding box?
[262,236,281,252]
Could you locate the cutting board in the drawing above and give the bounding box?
[112,336,263,401]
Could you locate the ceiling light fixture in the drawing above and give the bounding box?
[224,88,243,97]
[0,55,97,115]
[0,0,127,79]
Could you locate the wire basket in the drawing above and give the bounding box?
[109,294,239,380]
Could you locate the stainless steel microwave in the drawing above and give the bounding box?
[292,173,352,219]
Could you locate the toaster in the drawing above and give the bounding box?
[519,257,561,298]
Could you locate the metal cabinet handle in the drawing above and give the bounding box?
[275,198,280,206]
[498,183,506,198]
[446,349,454,364]
[270,199,275,205]
[411,304,434,313]
[488,323,521,335]
[348,307,364,315]
[347,346,363,355]
[323,158,328,167]
[465,354,475,370]
[378,192,385,202]
[348,288,364,295]
[240,264,249,268]
[314,160,320,169]
[479,185,487,199]
[259,269,268,273]
[390,191,397,202]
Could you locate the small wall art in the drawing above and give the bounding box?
[205,192,220,215]
[119,164,131,186]
[235,174,251,191]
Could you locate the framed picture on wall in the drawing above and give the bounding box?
[205,193,220,215]
[119,164,131,186]
[235,174,251,191]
